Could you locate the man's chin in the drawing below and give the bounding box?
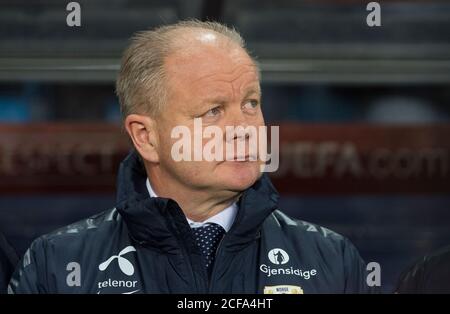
[218,161,261,191]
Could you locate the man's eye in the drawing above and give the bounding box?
[243,100,259,110]
[204,106,222,117]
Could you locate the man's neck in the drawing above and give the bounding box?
[146,168,241,222]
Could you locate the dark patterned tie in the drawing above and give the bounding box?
[192,223,226,275]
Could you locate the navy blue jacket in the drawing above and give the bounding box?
[9,152,372,294]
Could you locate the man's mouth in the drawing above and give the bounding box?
[230,154,257,161]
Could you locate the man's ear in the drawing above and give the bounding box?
[124,114,159,163]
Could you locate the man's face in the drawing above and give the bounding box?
[154,40,265,195]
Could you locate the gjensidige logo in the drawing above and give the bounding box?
[260,248,318,279]
[268,248,289,265]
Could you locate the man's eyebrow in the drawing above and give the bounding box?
[201,94,229,105]
[197,86,261,107]
[243,86,261,98]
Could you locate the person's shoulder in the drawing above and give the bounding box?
[423,245,450,267]
[268,209,354,252]
[33,208,122,250]
[270,210,345,240]
[396,245,450,293]
[400,245,450,276]
[264,210,373,293]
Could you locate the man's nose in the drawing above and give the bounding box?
[228,107,250,127]
[226,110,250,140]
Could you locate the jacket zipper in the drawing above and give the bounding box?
[181,244,204,293]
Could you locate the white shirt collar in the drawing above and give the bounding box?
[146,179,237,232]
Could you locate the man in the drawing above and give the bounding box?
[0,231,17,294]
[9,20,372,294]
[396,245,450,293]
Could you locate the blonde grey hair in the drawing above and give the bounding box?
[116,20,256,120]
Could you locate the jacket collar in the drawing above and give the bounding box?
[116,151,279,253]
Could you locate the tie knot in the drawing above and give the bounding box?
[192,223,226,274]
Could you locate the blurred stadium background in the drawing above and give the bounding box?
[0,0,450,292]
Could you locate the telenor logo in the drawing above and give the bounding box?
[99,246,136,276]
[268,248,289,265]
